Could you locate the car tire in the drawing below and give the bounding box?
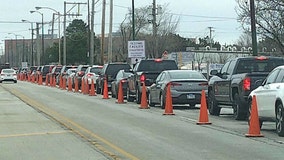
[208,91,221,116]
[189,103,196,108]
[126,89,134,102]
[0,81,2,83]
[160,94,165,109]
[148,92,155,107]
[96,84,101,94]
[276,102,284,137]
[14,80,17,83]
[233,93,247,120]
[136,89,141,104]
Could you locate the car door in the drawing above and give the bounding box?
[150,72,166,103]
[214,60,233,103]
[254,68,281,117]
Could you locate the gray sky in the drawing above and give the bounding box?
[0,0,242,50]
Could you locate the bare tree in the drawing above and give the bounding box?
[236,0,284,53]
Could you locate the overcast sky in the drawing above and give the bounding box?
[0,0,242,50]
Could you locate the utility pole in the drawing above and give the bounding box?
[152,0,158,58]
[208,27,214,49]
[250,0,258,56]
[108,0,113,62]
[132,0,135,40]
[101,0,106,64]
[90,0,95,65]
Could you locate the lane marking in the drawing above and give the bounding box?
[0,131,71,138]
[7,87,140,160]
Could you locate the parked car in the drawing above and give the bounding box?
[47,65,62,84]
[96,62,132,94]
[82,65,103,88]
[0,68,17,83]
[41,65,55,81]
[111,69,133,99]
[56,65,77,85]
[73,65,90,89]
[148,70,208,109]
[248,65,284,136]
[65,68,77,88]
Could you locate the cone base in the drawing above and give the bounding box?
[196,122,212,125]
[245,133,264,137]
[163,113,175,115]
[116,101,126,104]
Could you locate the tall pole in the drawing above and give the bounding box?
[31,23,34,66]
[41,13,44,65]
[152,0,158,58]
[90,0,95,65]
[108,0,113,62]
[132,0,135,40]
[101,0,106,64]
[250,0,258,56]
[63,1,67,65]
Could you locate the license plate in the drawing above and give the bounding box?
[187,94,195,99]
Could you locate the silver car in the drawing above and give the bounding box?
[0,68,17,83]
[148,70,208,108]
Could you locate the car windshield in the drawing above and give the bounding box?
[235,59,284,74]
[137,60,178,72]
[169,71,205,79]
[105,64,131,77]
[90,67,102,74]
[2,69,15,73]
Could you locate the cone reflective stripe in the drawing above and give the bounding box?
[196,90,211,125]
[89,79,96,96]
[102,78,109,99]
[116,80,125,103]
[139,82,149,109]
[245,95,264,137]
[163,83,174,115]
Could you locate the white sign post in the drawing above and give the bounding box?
[128,41,145,58]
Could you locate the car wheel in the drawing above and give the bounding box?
[0,81,2,83]
[14,80,17,83]
[148,92,155,107]
[189,103,196,108]
[136,89,141,104]
[233,93,247,120]
[208,91,221,116]
[96,84,101,94]
[160,94,166,109]
[247,99,263,129]
[126,89,134,102]
[276,102,284,136]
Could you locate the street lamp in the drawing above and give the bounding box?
[35,6,61,65]
[30,10,44,65]
[22,19,34,66]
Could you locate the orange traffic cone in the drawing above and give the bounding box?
[139,82,149,109]
[89,79,96,96]
[59,76,62,89]
[68,77,72,91]
[116,80,125,103]
[102,79,109,99]
[38,75,43,85]
[163,83,174,114]
[81,78,85,94]
[85,79,89,95]
[62,77,66,90]
[245,95,264,137]
[74,78,79,93]
[196,90,211,125]
[53,76,56,87]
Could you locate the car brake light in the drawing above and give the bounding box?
[256,56,268,60]
[121,79,127,83]
[154,59,162,62]
[87,73,93,77]
[140,74,146,82]
[243,77,251,91]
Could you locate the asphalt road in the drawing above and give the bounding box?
[1,81,284,160]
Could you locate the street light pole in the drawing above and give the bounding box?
[35,6,61,65]
[22,20,34,66]
[30,10,44,65]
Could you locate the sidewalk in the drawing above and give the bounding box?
[0,85,108,160]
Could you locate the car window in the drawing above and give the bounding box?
[169,71,205,79]
[90,67,102,74]
[137,60,178,72]
[266,69,280,84]
[275,69,284,83]
[220,61,230,75]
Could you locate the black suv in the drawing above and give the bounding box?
[96,62,132,94]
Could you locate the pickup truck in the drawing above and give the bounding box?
[126,59,178,104]
[208,56,284,120]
